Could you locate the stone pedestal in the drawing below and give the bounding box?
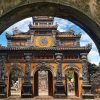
[81,53,94,99]
[0,80,6,98]
[21,81,33,98]
[82,84,94,99]
[54,53,66,98]
[55,81,66,97]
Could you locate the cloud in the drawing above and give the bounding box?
[80,32,97,48]
[81,31,91,41]
[88,48,100,65]
[79,31,100,65]
[5,17,32,34]
[54,17,75,32]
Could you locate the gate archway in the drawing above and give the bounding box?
[32,63,53,96]
[64,64,80,97]
[8,63,24,96]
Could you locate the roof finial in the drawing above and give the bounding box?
[12,27,22,35]
[69,27,75,34]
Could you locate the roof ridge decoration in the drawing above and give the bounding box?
[58,29,81,36]
[12,27,22,35]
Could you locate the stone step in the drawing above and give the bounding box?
[2,96,99,100]
[34,96,54,100]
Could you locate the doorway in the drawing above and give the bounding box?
[38,70,48,96]
[34,69,53,96]
[8,67,22,96]
[65,70,79,97]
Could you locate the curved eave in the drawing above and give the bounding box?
[30,26,57,30]
[6,36,30,40]
[57,36,81,39]
[57,34,81,38]
[33,17,54,21]
[0,46,91,53]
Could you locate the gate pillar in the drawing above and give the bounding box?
[54,53,66,97]
[0,54,7,98]
[21,53,33,98]
[81,53,94,99]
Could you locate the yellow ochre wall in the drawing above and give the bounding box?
[5,61,83,97]
[34,36,54,47]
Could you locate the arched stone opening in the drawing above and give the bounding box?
[8,63,24,96]
[64,64,80,97]
[32,63,53,97]
[0,2,100,53]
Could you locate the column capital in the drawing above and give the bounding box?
[55,53,63,57]
[24,53,32,62]
[55,53,63,62]
[52,30,57,33]
[0,53,7,56]
[0,53,7,59]
[81,53,88,60]
[24,53,32,56]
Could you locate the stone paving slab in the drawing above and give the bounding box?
[0,96,99,100]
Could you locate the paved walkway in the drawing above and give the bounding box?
[0,96,99,100]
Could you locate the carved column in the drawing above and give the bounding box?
[21,53,33,98]
[0,54,7,98]
[81,53,94,99]
[30,30,35,46]
[52,30,56,46]
[54,53,66,97]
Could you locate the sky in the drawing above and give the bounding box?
[0,17,100,65]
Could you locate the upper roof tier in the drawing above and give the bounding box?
[6,29,81,40]
[30,16,57,30]
[6,16,81,40]
[32,16,54,21]
[57,30,81,39]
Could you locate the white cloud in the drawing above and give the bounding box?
[57,28,66,32]
[88,49,100,65]
[80,31,100,65]
[5,17,32,34]
[54,17,75,32]
[81,31,91,42]
[80,32,97,48]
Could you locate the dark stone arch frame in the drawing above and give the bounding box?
[31,62,54,77]
[10,63,24,77]
[64,64,80,75]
